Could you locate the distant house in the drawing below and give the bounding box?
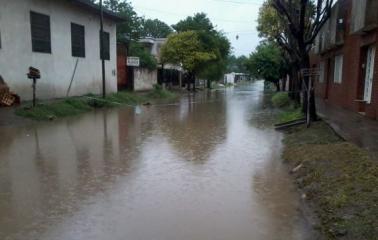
[0,0,124,101]
[224,72,250,85]
[311,0,378,119]
[131,37,183,91]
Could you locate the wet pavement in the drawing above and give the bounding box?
[0,81,316,240]
[317,98,378,157]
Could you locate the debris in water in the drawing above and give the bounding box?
[291,163,303,173]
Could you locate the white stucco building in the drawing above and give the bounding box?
[224,72,250,85]
[0,0,123,101]
[133,37,183,91]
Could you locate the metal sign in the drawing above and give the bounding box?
[127,57,140,67]
[300,68,320,77]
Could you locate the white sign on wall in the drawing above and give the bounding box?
[127,57,140,67]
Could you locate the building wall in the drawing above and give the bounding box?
[0,0,118,101]
[312,0,378,119]
[133,68,157,91]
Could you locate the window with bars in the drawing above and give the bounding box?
[99,31,110,60]
[30,11,51,53]
[71,23,85,58]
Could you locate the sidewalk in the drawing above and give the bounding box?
[317,98,378,157]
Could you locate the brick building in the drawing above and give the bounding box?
[311,0,378,119]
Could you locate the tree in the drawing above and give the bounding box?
[100,0,143,40]
[160,31,216,91]
[257,0,334,120]
[257,1,300,102]
[246,41,288,91]
[197,31,230,88]
[140,19,173,38]
[172,13,215,33]
[227,55,249,73]
[171,13,231,88]
[128,42,157,70]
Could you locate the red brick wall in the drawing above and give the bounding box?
[312,0,378,120]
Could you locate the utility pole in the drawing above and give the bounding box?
[100,0,106,98]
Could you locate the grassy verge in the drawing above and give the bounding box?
[282,121,378,239]
[16,87,177,121]
[271,92,304,123]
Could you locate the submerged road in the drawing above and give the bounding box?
[0,81,316,240]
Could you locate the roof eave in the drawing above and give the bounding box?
[69,0,126,23]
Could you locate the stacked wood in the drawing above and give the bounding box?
[0,75,19,107]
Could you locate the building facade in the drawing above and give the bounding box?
[312,0,378,119]
[132,37,183,91]
[0,0,122,101]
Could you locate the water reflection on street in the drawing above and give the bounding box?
[0,81,316,240]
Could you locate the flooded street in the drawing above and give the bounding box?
[0,82,316,240]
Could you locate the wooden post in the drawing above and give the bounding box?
[32,78,36,107]
[306,76,311,128]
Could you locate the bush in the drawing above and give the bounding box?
[272,92,290,108]
[146,84,176,99]
[278,107,304,123]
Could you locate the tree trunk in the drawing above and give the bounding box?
[282,77,287,91]
[192,74,196,92]
[289,66,301,105]
[187,73,191,91]
[207,79,211,89]
[275,81,281,92]
[300,55,317,121]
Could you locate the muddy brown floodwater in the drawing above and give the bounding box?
[0,81,317,240]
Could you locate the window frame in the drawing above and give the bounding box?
[71,22,85,58]
[333,55,343,84]
[99,31,110,60]
[30,11,51,54]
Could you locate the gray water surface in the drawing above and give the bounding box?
[0,81,316,240]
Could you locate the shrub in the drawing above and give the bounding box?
[272,92,290,108]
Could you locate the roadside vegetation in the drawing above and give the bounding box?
[16,87,177,121]
[282,122,378,239]
[271,92,303,123]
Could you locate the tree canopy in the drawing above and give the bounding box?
[246,41,287,89]
[128,42,157,70]
[172,13,215,33]
[257,0,334,119]
[160,31,216,73]
[139,19,173,38]
[97,0,173,40]
[227,55,249,73]
[168,13,230,85]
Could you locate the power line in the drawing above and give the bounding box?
[133,5,254,24]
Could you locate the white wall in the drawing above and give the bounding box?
[133,68,157,91]
[0,0,118,101]
[224,73,235,84]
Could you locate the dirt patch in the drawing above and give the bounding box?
[282,121,378,239]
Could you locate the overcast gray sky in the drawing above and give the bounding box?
[130,0,264,57]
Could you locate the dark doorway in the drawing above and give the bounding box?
[117,43,128,91]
